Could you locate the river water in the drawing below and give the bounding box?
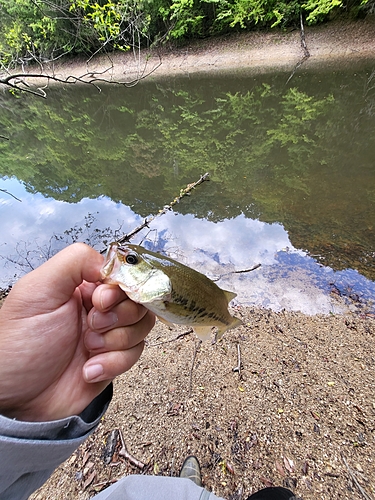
[1,63,375,314]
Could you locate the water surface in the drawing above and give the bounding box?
[1,64,374,314]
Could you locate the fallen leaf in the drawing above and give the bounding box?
[276,461,286,477]
[260,476,274,487]
[82,450,91,467]
[226,461,235,475]
[311,410,320,420]
[302,462,309,475]
[283,456,295,473]
[83,470,97,490]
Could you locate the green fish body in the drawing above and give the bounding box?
[101,243,241,341]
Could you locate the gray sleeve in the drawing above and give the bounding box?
[0,384,112,500]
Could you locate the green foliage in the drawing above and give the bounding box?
[69,0,150,49]
[0,0,371,66]
[0,0,149,67]
[159,0,204,38]
[0,0,78,65]
[302,0,343,23]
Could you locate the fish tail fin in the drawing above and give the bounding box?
[215,316,242,341]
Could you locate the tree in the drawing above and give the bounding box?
[0,0,161,96]
[0,0,372,96]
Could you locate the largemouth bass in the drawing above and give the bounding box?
[101,242,241,341]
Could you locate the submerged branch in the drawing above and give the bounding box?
[234,264,262,274]
[147,329,193,347]
[0,52,162,97]
[212,263,261,282]
[102,172,210,253]
[286,12,311,85]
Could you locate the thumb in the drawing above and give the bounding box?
[7,243,104,313]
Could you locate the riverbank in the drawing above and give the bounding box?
[22,16,375,89]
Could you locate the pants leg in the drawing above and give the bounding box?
[93,475,224,500]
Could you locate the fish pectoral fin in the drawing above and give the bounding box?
[193,326,213,342]
[223,289,237,303]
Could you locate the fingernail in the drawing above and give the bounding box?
[99,288,119,310]
[92,311,118,331]
[84,364,104,382]
[86,331,105,350]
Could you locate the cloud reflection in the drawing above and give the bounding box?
[1,178,373,315]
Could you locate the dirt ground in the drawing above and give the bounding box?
[28,304,375,500]
[15,18,375,500]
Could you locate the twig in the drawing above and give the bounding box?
[102,429,119,464]
[232,343,242,376]
[286,12,311,85]
[212,263,261,281]
[101,172,210,253]
[299,11,310,59]
[188,340,202,397]
[234,264,262,274]
[147,329,193,346]
[341,453,373,500]
[0,135,9,141]
[118,429,145,470]
[92,479,118,489]
[0,189,22,202]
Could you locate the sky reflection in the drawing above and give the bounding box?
[1,178,374,315]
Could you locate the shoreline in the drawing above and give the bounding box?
[16,17,375,89]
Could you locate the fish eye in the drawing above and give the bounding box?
[126,253,138,265]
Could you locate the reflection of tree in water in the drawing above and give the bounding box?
[1,214,123,278]
[1,69,375,278]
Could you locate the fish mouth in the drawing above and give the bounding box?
[100,243,119,281]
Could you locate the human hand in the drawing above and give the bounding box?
[0,243,155,422]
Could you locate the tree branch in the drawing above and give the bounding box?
[102,172,210,253]
[286,11,311,85]
[0,189,22,202]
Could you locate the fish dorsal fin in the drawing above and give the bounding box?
[193,326,213,342]
[223,289,237,303]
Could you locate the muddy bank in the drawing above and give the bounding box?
[12,17,375,90]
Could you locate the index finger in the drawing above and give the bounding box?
[91,283,128,312]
